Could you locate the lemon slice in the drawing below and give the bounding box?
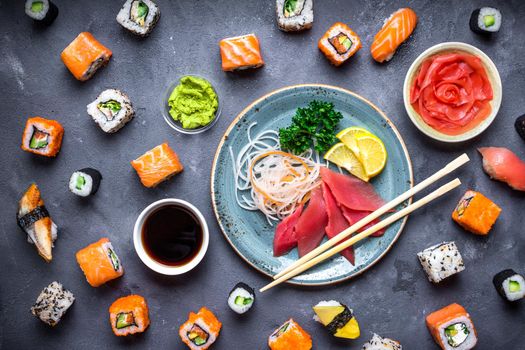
[354,134,387,177]
[324,143,369,182]
[336,127,372,159]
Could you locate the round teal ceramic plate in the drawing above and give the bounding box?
[211,84,413,286]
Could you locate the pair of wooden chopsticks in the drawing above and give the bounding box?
[260,154,469,292]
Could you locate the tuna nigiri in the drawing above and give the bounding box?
[370,8,418,63]
[295,187,328,257]
[478,147,525,191]
[273,204,303,257]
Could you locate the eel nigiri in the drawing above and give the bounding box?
[371,8,418,63]
[17,184,57,262]
[478,147,525,191]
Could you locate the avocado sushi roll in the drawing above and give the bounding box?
[25,0,58,26]
[276,0,314,32]
[69,168,102,197]
[227,282,255,314]
[87,89,134,133]
[117,0,160,37]
[469,7,501,35]
[493,269,525,302]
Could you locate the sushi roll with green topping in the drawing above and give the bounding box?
[469,7,501,35]
[227,282,255,314]
[69,168,102,197]
[276,0,313,32]
[117,0,160,37]
[493,269,525,302]
[25,0,58,26]
[87,89,134,133]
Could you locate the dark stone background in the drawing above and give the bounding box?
[1,0,524,349]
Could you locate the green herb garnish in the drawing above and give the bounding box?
[279,100,343,154]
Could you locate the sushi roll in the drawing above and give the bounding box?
[268,319,312,350]
[109,295,150,336]
[312,300,360,339]
[318,22,362,66]
[76,238,124,287]
[276,0,313,32]
[452,190,501,235]
[179,307,222,349]
[61,32,112,81]
[219,34,265,72]
[69,168,102,197]
[515,114,525,141]
[31,281,74,326]
[116,0,160,37]
[227,282,255,314]
[362,333,402,350]
[493,269,525,302]
[130,143,184,188]
[87,89,134,133]
[17,183,57,262]
[417,241,465,283]
[470,7,501,35]
[21,116,64,157]
[426,303,477,350]
[25,0,58,25]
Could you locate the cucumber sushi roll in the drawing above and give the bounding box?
[276,0,314,32]
[25,0,58,26]
[469,7,501,35]
[69,168,102,197]
[493,269,525,302]
[227,282,255,314]
[117,0,160,37]
[87,89,134,133]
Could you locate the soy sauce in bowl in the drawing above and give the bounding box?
[141,204,202,266]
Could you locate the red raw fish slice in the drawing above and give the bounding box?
[320,167,385,211]
[295,187,328,257]
[273,205,304,257]
[322,183,355,265]
[478,147,525,191]
[340,206,386,237]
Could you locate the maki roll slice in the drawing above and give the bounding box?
[87,89,134,133]
[426,303,477,350]
[61,32,112,81]
[76,238,124,287]
[69,168,102,197]
[313,300,360,339]
[417,241,465,283]
[452,190,501,235]
[21,117,64,157]
[318,22,362,66]
[515,114,525,142]
[179,307,222,349]
[109,295,150,336]
[362,333,402,350]
[493,269,525,302]
[227,282,255,314]
[470,7,501,35]
[268,319,312,350]
[25,0,58,26]
[31,281,75,326]
[117,0,160,37]
[276,0,313,32]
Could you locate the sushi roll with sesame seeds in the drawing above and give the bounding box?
[276,0,313,32]
[87,89,134,133]
[362,333,402,350]
[417,241,465,283]
[116,0,160,37]
[31,281,75,326]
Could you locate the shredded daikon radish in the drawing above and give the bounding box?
[230,123,320,225]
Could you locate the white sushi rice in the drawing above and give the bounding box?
[435,315,477,350]
[31,281,75,326]
[502,274,525,301]
[69,171,93,197]
[276,0,313,32]
[477,7,501,32]
[116,0,160,36]
[228,286,254,314]
[25,0,50,20]
[417,241,465,283]
[87,89,134,133]
[362,333,402,350]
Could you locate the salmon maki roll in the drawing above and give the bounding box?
[219,34,264,72]
[130,143,184,188]
[371,8,417,63]
[76,238,123,287]
[61,32,112,81]
[21,117,64,157]
[318,22,362,66]
[179,307,222,349]
[269,318,312,350]
[426,303,477,349]
[452,190,501,235]
[109,295,150,336]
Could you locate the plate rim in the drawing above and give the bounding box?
[210,83,414,286]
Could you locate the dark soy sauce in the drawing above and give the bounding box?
[142,205,202,266]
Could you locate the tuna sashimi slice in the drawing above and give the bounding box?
[340,206,386,237]
[320,167,385,211]
[273,205,304,257]
[295,187,328,257]
[322,183,355,265]
[478,147,525,191]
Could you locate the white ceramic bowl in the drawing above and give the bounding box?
[133,198,209,275]
[403,42,502,143]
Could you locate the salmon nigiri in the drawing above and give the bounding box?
[478,147,525,191]
[130,143,184,188]
[371,8,418,63]
[219,34,264,72]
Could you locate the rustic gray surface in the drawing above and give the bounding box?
[1,0,524,349]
